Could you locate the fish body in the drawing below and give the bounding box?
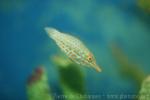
[45,27,101,72]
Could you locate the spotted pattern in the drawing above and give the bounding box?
[45,27,101,72]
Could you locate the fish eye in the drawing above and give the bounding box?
[87,56,92,62]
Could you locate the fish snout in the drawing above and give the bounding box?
[92,63,102,72]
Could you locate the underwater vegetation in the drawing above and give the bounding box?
[26,55,86,100]
[25,54,150,100]
[111,44,146,87]
[138,0,150,13]
[26,67,53,100]
[52,55,86,100]
[1,0,150,100]
[139,76,150,100]
[111,44,150,99]
[45,27,101,72]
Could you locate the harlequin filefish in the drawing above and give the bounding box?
[45,27,102,72]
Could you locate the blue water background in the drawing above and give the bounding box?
[0,0,150,100]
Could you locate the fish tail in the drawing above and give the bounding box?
[45,27,60,38]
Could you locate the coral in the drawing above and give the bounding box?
[139,76,150,100]
[26,67,53,100]
[52,55,86,100]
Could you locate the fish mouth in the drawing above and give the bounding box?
[91,63,102,72]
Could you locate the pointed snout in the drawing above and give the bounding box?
[92,63,102,72]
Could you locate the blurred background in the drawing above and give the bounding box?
[0,0,150,100]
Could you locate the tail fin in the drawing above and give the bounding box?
[44,27,60,38]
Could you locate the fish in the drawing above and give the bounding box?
[45,27,102,72]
